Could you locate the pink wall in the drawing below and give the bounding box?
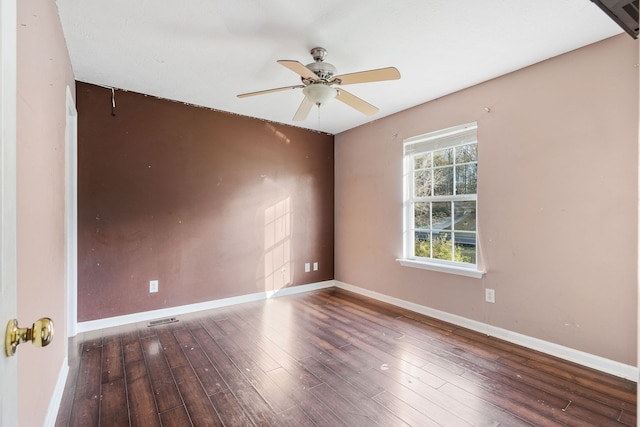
[335,34,638,366]
[16,0,74,425]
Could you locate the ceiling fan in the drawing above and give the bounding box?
[237,47,401,121]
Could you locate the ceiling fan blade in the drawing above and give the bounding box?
[277,60,318,80]
[333,67,400,85]
[336,89,379,116]
[293,97,314,121]
[237,85,304,98]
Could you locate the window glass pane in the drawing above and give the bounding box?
[455,143,477,164]
[431,202,451,230]
[456,164,477,195]
[414,202,430,229]
[432,231,453,261]
[405,123,478,266]
[433,148,453,166]
[453,201,476,231]
[414,231,430,258]
[414,170,432,197]
[414,153,431,169]
[433,167,453,195]
[454,232,476,264]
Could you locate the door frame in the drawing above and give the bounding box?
[0,0,19,425]
[66,86,77,338]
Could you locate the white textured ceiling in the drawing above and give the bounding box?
[56,0,623,134]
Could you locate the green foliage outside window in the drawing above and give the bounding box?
[415,235,470,263]
[406,124,478,266]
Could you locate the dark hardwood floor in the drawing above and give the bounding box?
[55,287,637,426]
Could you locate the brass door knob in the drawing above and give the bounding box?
[5,318,54,357]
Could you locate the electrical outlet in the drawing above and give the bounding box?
[485,288,495,303]
[313,262,318,271]
[149,280,159,293]
[304,263,310,273]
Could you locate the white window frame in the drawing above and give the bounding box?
[398,122,484,278]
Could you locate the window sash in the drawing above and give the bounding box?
[409,199,477,263]
[404,122,477,155]
[404,123,477,266]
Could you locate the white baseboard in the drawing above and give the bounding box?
[75,279,637,381]
[335,280,638,382]
[44,357,69,427]
[77,280,336,333]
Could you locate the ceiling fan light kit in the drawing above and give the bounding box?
[237,47,400,122]
[303,84,337,105]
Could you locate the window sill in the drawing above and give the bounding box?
[396,258,485,278]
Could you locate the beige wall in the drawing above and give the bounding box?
[17,0,74,425]
[335,34,638,366]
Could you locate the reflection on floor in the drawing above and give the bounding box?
[56,287,637,426]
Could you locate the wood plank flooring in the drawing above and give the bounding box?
[55,287,637,426]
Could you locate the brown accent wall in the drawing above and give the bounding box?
[77,83,334,321]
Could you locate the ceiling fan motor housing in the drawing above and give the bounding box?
[305,47,336,81]
[305,61,337,81]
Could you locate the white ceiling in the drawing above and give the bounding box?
[56,0,623,135]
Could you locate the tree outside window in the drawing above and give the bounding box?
[404,123,477,266]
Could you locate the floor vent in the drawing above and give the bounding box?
[147,317,178,327]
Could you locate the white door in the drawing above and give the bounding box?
[0,0,18,425]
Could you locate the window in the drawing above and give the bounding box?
[401,122,481,277]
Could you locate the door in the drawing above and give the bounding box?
[0,0,18,425]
